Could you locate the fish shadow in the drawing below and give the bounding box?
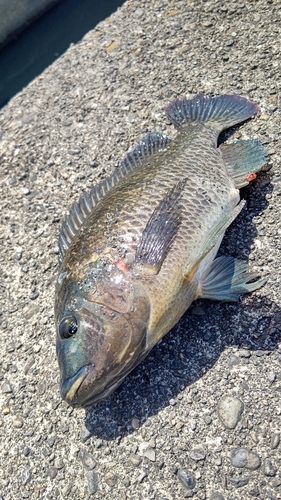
[84,169,279,441]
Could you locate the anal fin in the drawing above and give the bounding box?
[220,140,268,188]
[199,256,266,301]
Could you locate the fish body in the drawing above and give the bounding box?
[55,95,267,407]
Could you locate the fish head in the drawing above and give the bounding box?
[55,260,150,407]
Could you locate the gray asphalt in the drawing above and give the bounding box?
[0,0,280,499]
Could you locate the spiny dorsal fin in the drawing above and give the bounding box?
[58,132,171,261]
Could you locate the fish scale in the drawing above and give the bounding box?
[55,94,268,407]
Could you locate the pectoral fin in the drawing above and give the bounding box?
[135,181,186,274]
[198,256,266,301]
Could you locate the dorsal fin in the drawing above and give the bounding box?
[58,132,170,262]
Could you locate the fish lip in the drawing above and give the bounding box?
[80,376,127,408]
[61,365,91,406]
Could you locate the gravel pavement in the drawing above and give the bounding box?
[0,0,280,499]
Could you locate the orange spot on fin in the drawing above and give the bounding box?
[115,260,127,272]
[245,173,257,182]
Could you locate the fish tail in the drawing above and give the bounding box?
[165,94,259,132]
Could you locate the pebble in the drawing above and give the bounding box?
[88,471,99,494]
[230,448,247,467]
[48,467,58,479]
[80,423,92,443]
[13,417,24,428]
[189,448,206,461]
[130,454,142,466]
[139,442,156,461]
[22,469,31,485]
[218,395,244,429]
[228,476,249,488]
[1,381,13,394]
[270,433,280,449]
[54,458,64,469]
[263,458,276,477]
[2,407,10,415]
[132,418,140,430]
[230,448,260,470]
[177,470,196,490]
[23,446,31,456]
[209,493,224,500]
[137,471,147,483]
[104,472,117,487]
[79,449,96,470]
[143,448,156,461]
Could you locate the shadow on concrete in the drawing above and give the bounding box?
[83,168,280,441]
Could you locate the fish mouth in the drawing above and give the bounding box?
[61,364,124,408]
[61,365,92,406]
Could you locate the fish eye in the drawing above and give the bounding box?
[59,316,78,339]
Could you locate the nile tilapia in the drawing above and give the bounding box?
[55,94,267,408]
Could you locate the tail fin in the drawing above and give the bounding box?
[165,94,259,132]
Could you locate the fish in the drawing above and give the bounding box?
[55,94,268,408]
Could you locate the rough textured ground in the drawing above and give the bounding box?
[0,0,280,499]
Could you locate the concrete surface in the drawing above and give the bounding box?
[0,0,280,499]
[0,0,60,46]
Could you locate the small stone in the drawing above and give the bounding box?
[34,487,40,499]
[189,448,206,461]
[48,467,58,479]
[23,446,31,457]
[132,418,140,430]
[177,469,196,490]
[2,407,10,415]
[30,291,39,300]
[209,492,224,500]
[94,439,103,449]
[228,476,249,488]
[54,458,64,469]
[218,395,244,429]
[2,381,13,394]
[260,114,269,121]
[105,472,117,487]
[268,372,276,383]
[22,469,31,485]
[263,458,276,477]
[88,471,99,494]
[130,454,142,466]
[270,433,280,449]
[137,471,147,483]
[248,485,260,497]
[144,448,156,461]
[13,417,24,429]
[80,423,92,442]
[230,448,247,468]
[246,451,261,470]
[79,449,96,470]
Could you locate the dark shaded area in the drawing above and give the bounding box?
[84,170,280,441]
[0,0,125,108]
